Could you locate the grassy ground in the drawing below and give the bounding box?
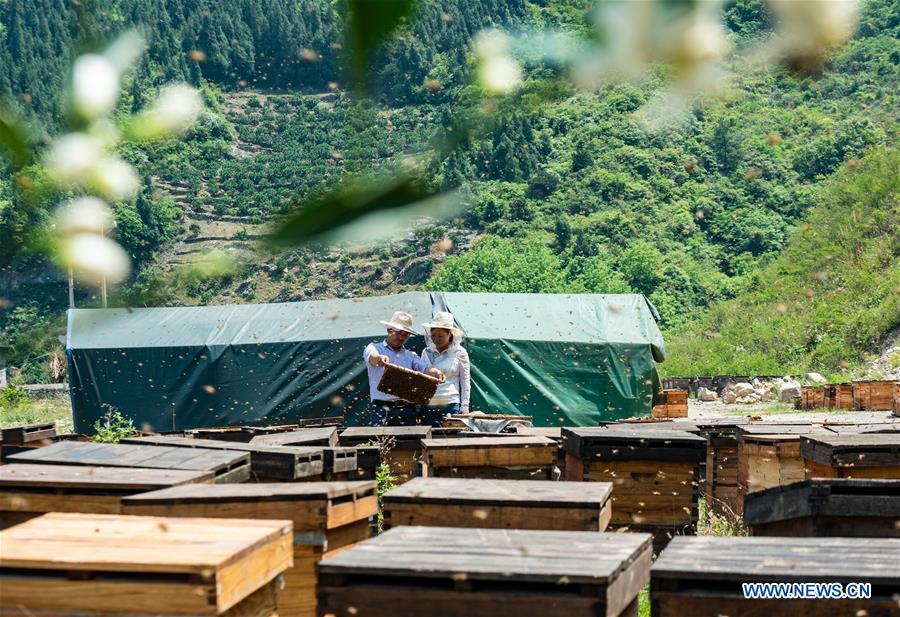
[0,394,74,433]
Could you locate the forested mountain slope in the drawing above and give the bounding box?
[0,0,896,381]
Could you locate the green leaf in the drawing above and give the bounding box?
[0,107,33,170]
[267,175,454,247]
[345,0,414,94]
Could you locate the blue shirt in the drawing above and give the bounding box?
[363,340,431,402]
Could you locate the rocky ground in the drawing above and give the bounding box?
[687,398,897,424]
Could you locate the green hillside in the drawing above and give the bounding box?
[664,147,898,377]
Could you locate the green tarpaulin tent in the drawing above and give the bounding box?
[68,292,664,432]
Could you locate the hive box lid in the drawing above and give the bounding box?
[319,525,651,585]
[0,463,213,489]
[122,480,376,505]
[384,477,612,508]
[651,536,899,584]
[562,426,705,462]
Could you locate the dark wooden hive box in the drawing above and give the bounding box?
[250,426,339,448]
[801,433,900,479]
[651,536,900,616]
[562,427,706,545]
[743,478,900,537]
[421,436,557,479]
[383,477,613,531]
[7,440,251,483]
[339,427,431,483]
[122,434,324,481]
[317,526,653,617]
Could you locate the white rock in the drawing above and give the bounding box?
[698,387,718,401]
[733,382,755,397]
[752,378,761,387]
[779,381,802,402]
[723,390,737,404]
[806,372,827,384]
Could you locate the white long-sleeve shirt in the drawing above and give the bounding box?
[420,344,470,412]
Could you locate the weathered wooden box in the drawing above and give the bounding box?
[563,426,705,544]
[376,362,440,404]
[339,426,431,483]
[122,481,376,617]
[317,526,653,617]
[0,463,213,529]
[799,385,825,409]
[421,436,557,479]
[735,424,833,515]
[691,417,749,516]
[652,389,689,419]
[651,536,900,616]
[743,478,900,537]
[515,425,565,475]
[801,433,900,479]
[0,512,292,616]
[122,434,324,481]
[7,440,251,483]
[383,477,612,531]
[0,422,56,446]
[853,380,897,410]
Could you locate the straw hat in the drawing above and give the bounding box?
[379,311,418,335]
[422,311,463,336]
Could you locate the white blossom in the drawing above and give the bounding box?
[134,84,203,138]
[61,233,131,285]
[55,197,113,236]
[91,157,140,202]
[72,54,120,119]
[473,30,522,95]
[45,133,104,186]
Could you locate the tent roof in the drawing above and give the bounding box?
[67,292,433,349]
[435,292,664,354]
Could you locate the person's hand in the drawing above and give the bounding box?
[427,367,445,382]
[369,353,389,367]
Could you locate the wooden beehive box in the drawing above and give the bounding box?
[651,536,900,617]
[562,427,706,546]
[895,381,900,416]
[317,526,653,617]
[383,477,613,532]
[376,362,441,404]
[652,389,689,419]
[122,434,324,481]
[853,380,897,410]
[799,385,825,409]
[0,463,213,530]
[421,436,557,479]
[0,512,292,616]
[186,426,256,442]
[734,424,835,515]
[801,433,900,479]
[0,422,56,446]
[352,445,380,480]
[339,426,431,483]
[320,447,359,480]
[835,382,855,410]
[250,426,339,447]
[7,440,251,483]
[691,417,750,516]
[743,478,900,537]
[122,481,376,617]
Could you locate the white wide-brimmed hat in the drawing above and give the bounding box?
[379,311,418,335]
[422,311,463,335]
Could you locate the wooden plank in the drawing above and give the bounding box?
[422,436,557,469]
[0,512,293,614]
[122,435,323,480]
[0,463,214,490]
[800,433,900,468]
[562,427,705,462]
[339,426,431,449]
[6,441,250,480]
[250,427,339,447]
